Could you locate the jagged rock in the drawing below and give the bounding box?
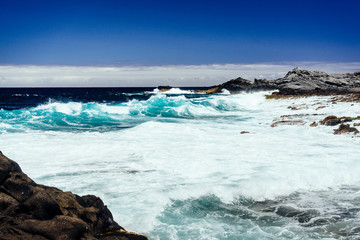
[206,77,276,94]
[0,151,148,240]
[204,68,360,95]
[333,124,359,134]
[273,68,360,95]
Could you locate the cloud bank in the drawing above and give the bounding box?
[0,62,359,87]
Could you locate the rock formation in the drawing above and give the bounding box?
[273,68,360,95]
[205,77,277,94]
[333,124,359,134]
[0,151,148,240]
[204,68,360,95]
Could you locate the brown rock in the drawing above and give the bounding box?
[19,215,93,240]
[0,152,148,240]
[240,131,250,134]
[319,115,342,126]
[320,115,360,126]
[333,124,359,135]
[310,122,318,127]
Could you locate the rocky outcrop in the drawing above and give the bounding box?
[157,85,173,92]
[333,124,359,134]
[204,68,360,95]
[206,77,277,94]
[0,151,148,240]
[273,68,360,95]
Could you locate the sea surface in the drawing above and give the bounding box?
[1,87,360,240]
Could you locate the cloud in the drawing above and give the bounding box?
[0,62,359,87]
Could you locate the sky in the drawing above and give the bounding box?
[0,0,360,86]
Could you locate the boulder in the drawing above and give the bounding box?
[333,124,359,134]
[0,151,148,240]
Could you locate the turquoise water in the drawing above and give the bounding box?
[1,88,360,239]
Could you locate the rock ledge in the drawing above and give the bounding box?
[0,151,148,240]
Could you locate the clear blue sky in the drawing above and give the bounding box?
[0,0,359,65]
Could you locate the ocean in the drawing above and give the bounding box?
[1,87,360,240]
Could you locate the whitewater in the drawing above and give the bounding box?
[1,88,360,239]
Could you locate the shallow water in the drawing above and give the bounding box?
[1,88,360,239]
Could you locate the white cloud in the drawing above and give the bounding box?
[0,62,359,87]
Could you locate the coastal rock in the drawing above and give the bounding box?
[271,120,306,127]
[319,115,360,126]
[310,122,318,127]
[157,85,173,92]
[240,131,250,134]
[206,77,276,94]
[333,124,359,135]
[0,151,148,240]
[273,68,360,95]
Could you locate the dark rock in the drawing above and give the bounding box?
[206,77,277,94]
[1,172,34,202]
[273,68,360,95]
[240,131,250,134]
[157,85,173,92]
[319,115,360,126]
[0,152,148,240]
[18,215,93,239]
[265,205,319,223]
[319,115,342,126]
[333,124,359,135]
[22,189,63,220]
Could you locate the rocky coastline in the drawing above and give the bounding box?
[203,67,360,96]
[0,151,147,240]
[200,68,360,135]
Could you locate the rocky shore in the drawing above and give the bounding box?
[0,151,147,240]
[204,67,360,95]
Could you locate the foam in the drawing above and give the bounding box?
[1,91,360,238]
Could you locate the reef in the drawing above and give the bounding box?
[0,151,148,240]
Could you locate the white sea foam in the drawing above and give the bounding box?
[1,92,360,238]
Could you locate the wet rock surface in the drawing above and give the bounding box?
[0,151,148,240]
[334,124,359,135]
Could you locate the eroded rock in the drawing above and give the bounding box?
[0,152,148,240]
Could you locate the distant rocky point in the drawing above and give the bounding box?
[0,151,148,240]
[202,68,360,95]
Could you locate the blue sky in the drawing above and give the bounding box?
[0,0,360,66]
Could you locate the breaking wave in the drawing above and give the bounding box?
[0,93,255,132]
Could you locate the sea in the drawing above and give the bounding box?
[1,87,360,240]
